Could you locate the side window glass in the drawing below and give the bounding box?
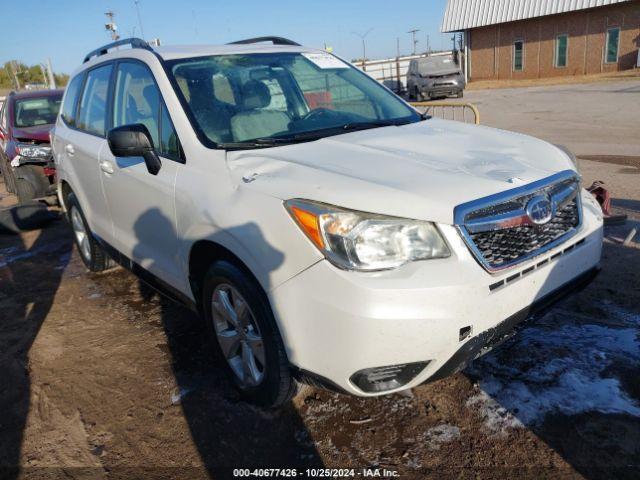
[60,73,84,127]
[77,64,112,136]
[160,104,180,158]
[113,62,160,148]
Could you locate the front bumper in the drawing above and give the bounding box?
[270,192,603,396]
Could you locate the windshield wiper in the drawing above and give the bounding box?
[341,120,400,131]
[221,119,415,150]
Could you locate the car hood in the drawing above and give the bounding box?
[12,124,54,143]
[226,119,575,225]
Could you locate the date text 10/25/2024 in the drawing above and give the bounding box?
[233,468,400,478]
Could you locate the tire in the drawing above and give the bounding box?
[66,193,113,272]
[14,165,49,203]
[414,87,423,102]
[202,260,296,408]
[457,90,464,99]
[0,155,16,194]
[15,178,36,203]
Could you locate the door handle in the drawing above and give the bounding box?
[65,144,75,156]
[100,160,115,175]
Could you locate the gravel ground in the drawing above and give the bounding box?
[0,84,639,479]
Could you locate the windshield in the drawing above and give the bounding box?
[14,95,62,128]
[416,55,461,76]
[166,52,421,148]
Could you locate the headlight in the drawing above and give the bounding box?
[555,144,580,173]
[16,143,52,159]
[285,199,450,271]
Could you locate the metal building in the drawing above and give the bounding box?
[442,0,640,80]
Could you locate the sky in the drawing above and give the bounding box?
[0,0,453,75]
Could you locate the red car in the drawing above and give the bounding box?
[0,89,63,203]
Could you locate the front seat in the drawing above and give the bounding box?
[230,80,290,142]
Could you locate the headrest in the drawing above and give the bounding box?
[142,84,159,110]
[241,80,270,109]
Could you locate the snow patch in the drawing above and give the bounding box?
[423,424,461,450]
[466,302,640,433]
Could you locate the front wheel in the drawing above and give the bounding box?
[202,260,296,407]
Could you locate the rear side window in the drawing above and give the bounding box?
[77,64,113,136]
[113,61,180,159]
[60,74,85,127]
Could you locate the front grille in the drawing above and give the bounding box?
[454,171,582,272]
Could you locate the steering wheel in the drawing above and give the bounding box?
[301,108,337,122]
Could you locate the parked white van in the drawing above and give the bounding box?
[53,37,603,407]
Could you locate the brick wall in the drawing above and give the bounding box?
[468,1,640,80]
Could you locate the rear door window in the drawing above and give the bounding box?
[60,73,85,127]
[77,64,113,136]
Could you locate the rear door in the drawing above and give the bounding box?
[100,60,184,290]
[64,63,115,241]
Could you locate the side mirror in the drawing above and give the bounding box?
[107,124,162,175]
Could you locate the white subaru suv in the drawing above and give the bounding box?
[53,37,603,407]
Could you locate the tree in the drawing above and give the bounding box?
[0,61,68,89]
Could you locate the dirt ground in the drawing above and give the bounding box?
[0,163,639,478]
[466,69,640,91]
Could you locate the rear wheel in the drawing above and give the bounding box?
[67,193,113,272]
[203,260,296,408]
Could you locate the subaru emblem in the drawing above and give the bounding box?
[526,195,554,225]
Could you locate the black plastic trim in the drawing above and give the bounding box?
[228,36,301,46]
[95,236,198,313]
[84,37,151,63]
[427,266,600,383]
[290,367,349,395]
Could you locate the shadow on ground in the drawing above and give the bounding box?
[0,219,72,479]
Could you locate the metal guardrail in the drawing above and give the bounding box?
[410,102,480,125]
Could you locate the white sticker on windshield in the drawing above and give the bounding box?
[302,52,349,69]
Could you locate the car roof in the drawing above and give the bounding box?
[153,43,315,61]
[11,89,64,100]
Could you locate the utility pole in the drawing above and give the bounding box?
[40,64,49,88]
[408,29,420,55]
[352,28,373,62]
[426,34,431,55]
[10,61,21,90]
[105,11,120,41]
[46,58,56,89]
[134,0,145,39]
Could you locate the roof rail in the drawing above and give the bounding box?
[83,37,152,63]
[228,36,301,46]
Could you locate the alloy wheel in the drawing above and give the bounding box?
[211,283,266,387]
[70,207,91,261]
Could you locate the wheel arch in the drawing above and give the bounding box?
[58,179,74,212]
[188,239,268,312]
